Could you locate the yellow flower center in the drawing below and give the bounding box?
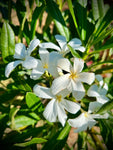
[84,112,88,118]
[43,63,48,69]
[56,95,62,102]
[69,72,78,79]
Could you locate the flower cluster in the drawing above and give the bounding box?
[5,35,109,132]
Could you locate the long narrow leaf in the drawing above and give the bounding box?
[46,0,70,41]
[0,22,15,63]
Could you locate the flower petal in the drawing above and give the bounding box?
[22,56,38,69]
[88,101,102,113]
[57,103,67,126]
[14,43,26,59]
[55,34,67,50]
[39,48,49,67]
[57,58,71,72]
[68,113,87,128]
[43,99,57,122]
[5,60,22,77]
[79,72,95,85]
[72,81,85,100]
[48,52,62,77]
[61,99,80,114]
[87,85,100,97]
[51,74,70,95]
[39,42,60,51]
[27,39,40,55]
[73,58,84,73]
[99,83,108,95]
[73,46,85,52]
[30,60,44,80]
[97,95,109,104]
[92,113,109,119]
[33,85,53,99]
[95,74,104,86]
[68,38,82,47]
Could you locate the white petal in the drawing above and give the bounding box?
[51,74,70,95]
[97,95,109,104]
[27,39,40,55]
[57,58,71,72]
[87,85,100,97]
[79,72,95,85]
[73,58,84,73]
[95,74,103,86]
[68,113,87,128]
[72,82,85,100]
[57,103,67,126]
[43,99,57,122]
[39,42,60,51]
[68,38,82,47]
[55,34,67,50]
[99,83,108,95]
[33,85,53,99]
[73,46,85,52]
[39,48,49,67]
[74,124,88,132]
[88,101,102,113]
[92,113,109,119]
[87,119,97,129]
[5,60,22,77]
[48,52,62,77]
[30,60,44,80]
[61,99,80,114]
[30,68,43,80]
[22,56,38,69]
[14,43,26,59]
[57,88,70,98]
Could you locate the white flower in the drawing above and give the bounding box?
[87,75,109,104]
[33,85,81,126]
[68,101,109,132]
[5,39,40,77]
[39,35,85,56]
[51,57,95,100]
[30,48,62,79]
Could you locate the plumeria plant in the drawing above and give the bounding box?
[0,0,113,150]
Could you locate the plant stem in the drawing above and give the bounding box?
[90,127,106,150]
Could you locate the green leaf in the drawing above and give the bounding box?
[9,107,19,129]
[15,137,47,147]
[26,92,44,112]
[99,119,113,149]
[46,0,70,41]
[8,115,37,129]
[95,5,113,38]
[0,22,15,63]
[67,0,81,41]
[30,5,45,40]
[67,44,81,58]
[92,0,105,21]
[95,36,113,51]
[96,100,113,114]
[42,123,71,150]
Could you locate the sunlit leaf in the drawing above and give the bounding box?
[0,22,15,63]
[46,0,70,41]
[15,137,47,147]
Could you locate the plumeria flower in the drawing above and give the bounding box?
[87,75,109,104]
[68,101,109,132]
[30,48,62,79]
[51,57,95,100]
[39,35,85,56]
[5,39,40,78]
[33,84,81,126]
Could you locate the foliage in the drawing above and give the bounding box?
[0,0,113,149]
